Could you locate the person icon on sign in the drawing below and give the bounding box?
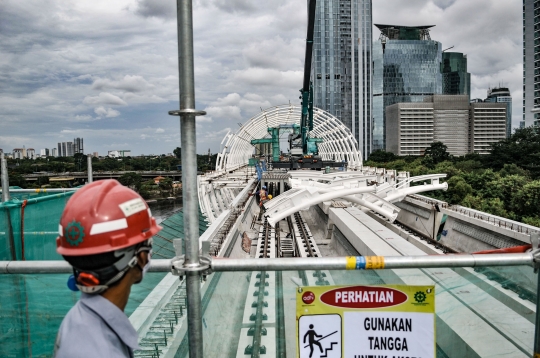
[303,324,323,357]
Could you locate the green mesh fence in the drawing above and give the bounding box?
[0,190,77,261]
[0,190,208,357]
[152,209,209,259]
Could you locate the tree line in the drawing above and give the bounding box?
[366,127,540,226]
[2,147,218,190]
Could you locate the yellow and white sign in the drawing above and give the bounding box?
[297,285,435,358]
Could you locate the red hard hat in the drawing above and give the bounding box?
[57,179,161,256]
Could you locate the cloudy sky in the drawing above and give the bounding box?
[0,0,522,156]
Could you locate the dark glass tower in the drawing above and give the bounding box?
[441,52,470,99]
[312,0,373,159]
[372,24,442,151]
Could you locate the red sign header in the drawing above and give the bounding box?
[320,286,407,309]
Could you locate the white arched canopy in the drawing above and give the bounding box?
[215,104,363,172]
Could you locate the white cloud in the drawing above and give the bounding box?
[83,92,127,106]
[196,116,213,123]
[94,106,121,118]
[92,75,154,93]
[155,127,165,133]
[204,105,242,121]
[72,114,94,122]
[135,0,176,19]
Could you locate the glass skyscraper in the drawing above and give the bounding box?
[372,25,442,151]
[441,52,470,99]
[312,0,373,159]
[523,0,540,127]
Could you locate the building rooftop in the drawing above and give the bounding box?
[375,24,435,41]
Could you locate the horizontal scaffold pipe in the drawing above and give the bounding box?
[0,253,534,274]
[0,188,78,193]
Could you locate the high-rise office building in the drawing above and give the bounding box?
[13,149,23,160]
[66,142,74,157]
[51,148,58,157]
[386,95,507,156]
[486,87,512,137]
[312,0,373,159]
[58,143,62,157]
[470,102,508,154]
[61,142,67,157]
[27,148,36,160]
[373,24,442,151]
[523,0,540,127]
[441,52,470,98]
[73,138,84,154]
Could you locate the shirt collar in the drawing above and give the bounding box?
[80,293,140,350]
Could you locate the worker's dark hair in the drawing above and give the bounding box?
[63,251,120,271]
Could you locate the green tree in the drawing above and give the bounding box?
[498,163,530,178]
[367,150,397,163]
[36,176,49,187]
[462,169,498,193]
[511,180,540,218]
[444,176,473,204]
[118,172,143,192]
[158,178,173,197]
[9,174,27,188]
[431,160,462,180]
[424,141,450,164]
[454,160,483,172]
[486,127,540,176]
[173,147,182,160]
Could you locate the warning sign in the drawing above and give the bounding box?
[297,285,435,358]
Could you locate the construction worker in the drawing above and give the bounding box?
[259,185,268,207]
[54,180,161,357]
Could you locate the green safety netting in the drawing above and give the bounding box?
[0,190,78,261]
[0,190,207,357]
[152,209,209,259]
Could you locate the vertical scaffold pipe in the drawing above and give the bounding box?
[169,0,207,357]
[533,233,540,357]
[87,154,93,183]
[1,153,9,202]
[1,153,16,260]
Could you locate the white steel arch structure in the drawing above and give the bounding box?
[215,104,363,172]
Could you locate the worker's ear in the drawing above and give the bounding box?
[137,251,149,268]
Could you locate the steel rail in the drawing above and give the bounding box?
[0,253,534,274]
[294,212,315,257]
[251,220,270,357]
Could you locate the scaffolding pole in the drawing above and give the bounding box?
[1,153,9,202]
[167,0,207,356]
[87,154,93,183]
[1,153,16,260]
[0,253,535,274]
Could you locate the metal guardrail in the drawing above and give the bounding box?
[446,204,538,235]
[22,170,181,178]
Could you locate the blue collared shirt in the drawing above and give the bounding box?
[54,293,140,357]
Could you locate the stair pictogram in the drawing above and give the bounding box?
[321,341,338,358]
